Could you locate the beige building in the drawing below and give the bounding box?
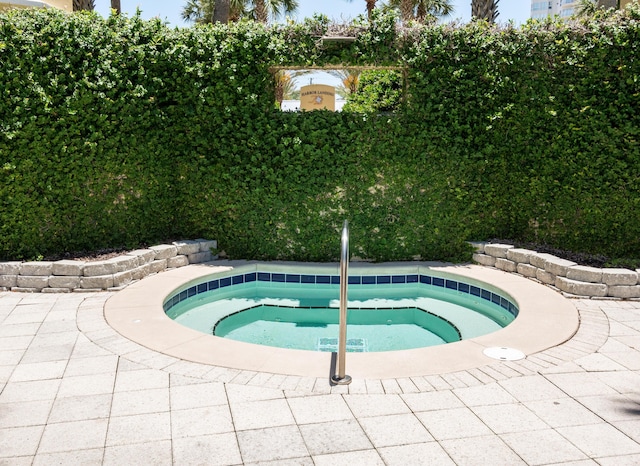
[0,0,72,12]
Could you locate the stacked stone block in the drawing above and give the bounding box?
[473,243,640,299]
[0,239,217,293]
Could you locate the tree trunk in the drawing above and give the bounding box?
[255,0,268,23]
[400,0,413,23]
[214,0,230,23]
[73,0,95,11]
[471,0,499,23]
[111,0,121,14]
[366,0,376,20]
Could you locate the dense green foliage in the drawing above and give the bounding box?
[343,69,404,113]
[1,8,639,262]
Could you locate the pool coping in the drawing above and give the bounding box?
[104,260,580,379]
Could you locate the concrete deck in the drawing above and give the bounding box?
[1,275,639,464]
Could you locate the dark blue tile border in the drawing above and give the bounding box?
[163,270,519,318]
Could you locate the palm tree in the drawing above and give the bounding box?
[111,0,121,14]
[471,0,499,23]
[253,0,298,23]
[386,0,454,23]
[73,0,95,11]
[327,69,361,99]
[183,0,297,24]
[343,0,377,20]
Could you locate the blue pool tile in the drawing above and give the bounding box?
[348,276,361,285]
[407,274,418,283]
[481,289,491,301]
[197,283,207,294]
[316,275,330,284]
[257,272,270,282]
[445,279,457,290]
[470,285,481,297]
[286,274,300,283]
[232,275,244,285]
[331,276,340,285]
[208,280,219,291]
[392,275,406,284]
[245,272,256,282]
[433,277,445,287]
[301,275,315,284]
[459,283,470,293]
[500,297,510,310]
[377,275,391,284]
[420,275,432,285]
[220,277,232,288]
[179,290,188,301]
[492,293,501,305]
[272,273,285,283]
[171,295,179,307]
[187,286,197,298]
[362,276,376,285]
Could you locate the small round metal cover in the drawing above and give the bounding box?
[483,347,526,361]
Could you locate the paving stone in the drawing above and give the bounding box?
[495,258,517,272]
[545,256,578,277]
[602,268,638,286]
[506,248,537,263]
[566,265,603,283]
[80,275,114,290]
[483,243,514,258]
[149,244,178,260]
[172,240,201,255]
[16,276,48,289]
[517,263,538,278]
[473,253,496,266]
[0,261,21,275]
[167,255,189,268]
[51,260,84,276]
[530,252,558,268]
[48,275,80,289]
[112,270,133,288]
[556,277,608,297]
[83,261,116,277]
[197,239,217,252]
[537,268,556,284]
[608,285,640,299]
[0,274,17,287]
[19,262,53,276]
[106,256,138,273]
[125,249,156,266]
[148,259,167,274]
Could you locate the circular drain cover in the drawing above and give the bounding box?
[483,347,525,361]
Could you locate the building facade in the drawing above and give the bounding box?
[0,0,72,12]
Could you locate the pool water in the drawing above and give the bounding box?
[214,305,460,351]
[165,269,518,352]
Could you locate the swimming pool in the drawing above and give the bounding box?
[104,261,579,378]
[163,266,518,352]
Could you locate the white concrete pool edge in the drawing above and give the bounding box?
[104,260,579,379]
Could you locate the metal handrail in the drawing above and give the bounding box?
[332,220,352,385]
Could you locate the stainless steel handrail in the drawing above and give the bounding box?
[332,220,352,385]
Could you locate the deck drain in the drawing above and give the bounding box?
[483,347,525,361]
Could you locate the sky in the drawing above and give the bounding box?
[93,0,532,91]
[95,0,532,28]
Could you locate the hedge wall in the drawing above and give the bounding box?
[1,8,639,262]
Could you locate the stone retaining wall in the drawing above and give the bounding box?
[0,239,217,293]
[473,242,640,299]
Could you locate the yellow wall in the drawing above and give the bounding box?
[0,0,72,12]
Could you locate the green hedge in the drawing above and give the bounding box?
[1,8,639,262]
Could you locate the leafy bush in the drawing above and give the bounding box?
[0,7,638,262]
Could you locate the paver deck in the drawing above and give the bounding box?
[1,286,639,464]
